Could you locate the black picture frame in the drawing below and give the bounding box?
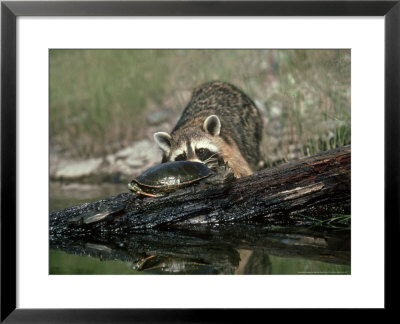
[1,0,398,321]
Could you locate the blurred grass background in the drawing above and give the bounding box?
[50,49,350,165]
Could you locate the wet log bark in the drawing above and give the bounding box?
[50,146,350,236]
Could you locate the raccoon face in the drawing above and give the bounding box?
[154,115,221,168]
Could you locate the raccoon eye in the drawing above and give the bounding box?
[196,148,212,161]
[174,153,187,161]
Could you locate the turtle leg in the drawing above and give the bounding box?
[138,191,159,198]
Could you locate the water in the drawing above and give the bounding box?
[49,182,351,275]
[49,182,127,211]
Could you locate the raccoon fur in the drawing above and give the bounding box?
[154,81,263,178]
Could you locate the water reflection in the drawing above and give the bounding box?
[50,224,350,275]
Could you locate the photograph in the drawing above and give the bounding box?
[49,49,351,275]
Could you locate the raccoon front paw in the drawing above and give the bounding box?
[205,162,235,185]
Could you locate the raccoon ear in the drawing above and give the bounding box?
[203,115,221,136]
[153,132,172,153]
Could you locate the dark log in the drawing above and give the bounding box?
[50,146,350,237]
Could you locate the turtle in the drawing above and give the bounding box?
[128,161,213,198]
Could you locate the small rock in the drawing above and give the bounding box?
[106,154,116,165]
[125,156,146,168]
[108,139,161,177]
[110,160,132,176]
[51,139,164,182]
[114,146,136,159]
[55,158,103,179]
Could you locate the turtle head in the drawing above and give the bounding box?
[128,181,140,193]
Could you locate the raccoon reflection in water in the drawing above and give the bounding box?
[154,81,263,178]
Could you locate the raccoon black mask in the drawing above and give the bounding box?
[154,115,221,166]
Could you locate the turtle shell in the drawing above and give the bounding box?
[133,161,213,189]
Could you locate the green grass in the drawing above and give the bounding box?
[265,50,351,162]
[50,50,170,157]
[50,49,351,164]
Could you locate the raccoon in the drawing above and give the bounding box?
[154,81,263,178]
